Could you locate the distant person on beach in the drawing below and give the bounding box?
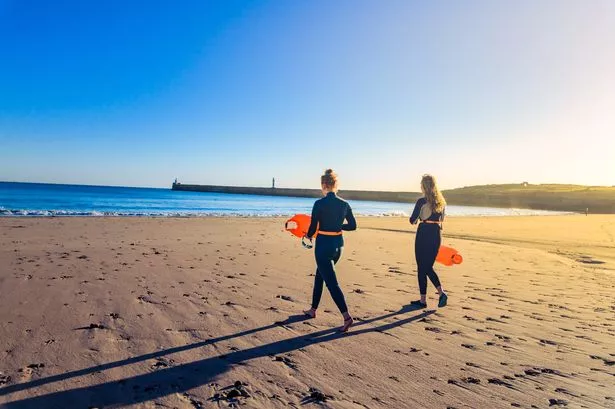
[409,174,448,308]
[303,169,356,332]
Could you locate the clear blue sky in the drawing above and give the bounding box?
[1,0,613,190]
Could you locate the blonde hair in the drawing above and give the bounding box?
[421,174,446,213]
[321,169,338,191]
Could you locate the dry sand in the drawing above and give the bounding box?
[0,215,613,408]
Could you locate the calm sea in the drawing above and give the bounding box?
[0,182,565,217]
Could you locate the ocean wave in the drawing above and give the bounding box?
[0,207,571,218]
[0,208,409,217]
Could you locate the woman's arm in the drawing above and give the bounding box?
[342,205,357,231]
[409,198,424,225]
[306,201,320,238]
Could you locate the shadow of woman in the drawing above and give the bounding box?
[1,304,433,408]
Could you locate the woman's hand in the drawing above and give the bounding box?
[302,236,314,249]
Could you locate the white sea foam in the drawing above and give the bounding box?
[0,208,570,218]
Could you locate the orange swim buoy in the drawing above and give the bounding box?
[285,214,318,249]
[436,245,463,266]
[284,214,317,238]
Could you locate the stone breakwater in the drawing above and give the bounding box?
[171,183,420,203]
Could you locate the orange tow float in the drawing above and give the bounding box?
[284,214,317,248]
[285,213,464,265]
[435,245,463,266]
[284,214,315,238]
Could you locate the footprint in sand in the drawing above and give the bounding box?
[300,387,331,404]
[589,355,615,366]
[487,378,514,388]
[137,295,157,304]
[74,323,106,330]
[273,355,298,369]
[576,256,605,265]
[555,388,578,397]
[276,295,294,302]
[425,327,442,333]
[18,363,45,380]
[151,358,174,369]
[495,334,511,342]
[180,392,206,408]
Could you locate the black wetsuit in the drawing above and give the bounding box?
[410,197,444,295]
[307,192,356,313]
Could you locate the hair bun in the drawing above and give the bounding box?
[321,169,338,190]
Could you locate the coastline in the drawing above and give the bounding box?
[172,182,615,213]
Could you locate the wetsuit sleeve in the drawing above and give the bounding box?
[342,204,357,231]
[306,201,319,238]
[409,198,424,225]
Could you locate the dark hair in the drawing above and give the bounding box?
[321,169,338,190]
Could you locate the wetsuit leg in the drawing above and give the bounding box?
[311,269,324,309]
[315,236,348,314]
[415,224,442,295]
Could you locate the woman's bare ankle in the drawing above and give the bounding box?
[304,308,317,318]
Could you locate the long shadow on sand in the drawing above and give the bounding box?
[1,305,433,408]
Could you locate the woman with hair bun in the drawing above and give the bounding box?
[409,174,448,309]
[303,169,356,332]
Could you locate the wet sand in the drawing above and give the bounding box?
[0,215,613,408]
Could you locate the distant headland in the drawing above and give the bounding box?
[172,181,615,214]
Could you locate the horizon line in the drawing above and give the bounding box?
[2,180,613,192]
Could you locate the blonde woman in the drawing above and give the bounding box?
[409,174,448,308]
[304,169,356,332]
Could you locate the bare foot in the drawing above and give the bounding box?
[303,308,316,319]
[340,316,354,332]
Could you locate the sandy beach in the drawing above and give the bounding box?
[0,215,613,408]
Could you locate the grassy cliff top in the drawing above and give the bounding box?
[442,183,615,213]
[445,183,615,194]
